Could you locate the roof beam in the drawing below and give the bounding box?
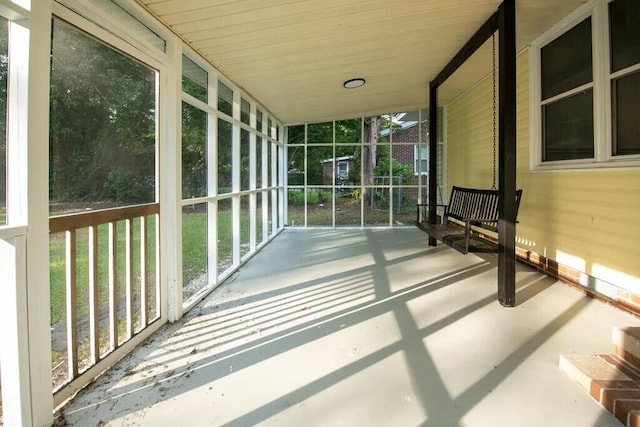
[431,11,499,89]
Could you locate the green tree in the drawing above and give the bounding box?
[49,19,156,205]
[217,119,232,193]
[362,116,381,204]
[182,102,207,198]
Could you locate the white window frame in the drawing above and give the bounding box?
[414,144,428,175]
[50,1,172,407]
[178,41,284,312]
[56,0,170,61]
[529,0,640,171]
[337,160,349,179]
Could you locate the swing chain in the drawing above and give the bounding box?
[491,32,497,191]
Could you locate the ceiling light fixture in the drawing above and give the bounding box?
[343,78,366,89]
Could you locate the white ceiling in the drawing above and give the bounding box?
[137,0,586,124]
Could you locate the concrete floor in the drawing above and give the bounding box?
[61,229,639,427]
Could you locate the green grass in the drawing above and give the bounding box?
[288,189,331,205]
[240,197,250,257]
[181,209,208,290]
[180,207,253,297]
[217,206,233,274]
[48,206,259,325]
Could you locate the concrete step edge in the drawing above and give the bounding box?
[613,327,640,366]
[560,354,632,393]
[561,353,640,427]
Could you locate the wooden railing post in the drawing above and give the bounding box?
[49,203,159,392]
[65,229,78,379]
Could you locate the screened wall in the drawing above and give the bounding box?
[286,109,445,228]
[36,0,286,410]
[181,57,285,303]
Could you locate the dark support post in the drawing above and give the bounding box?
[428,84,438,247]
[498,0,517,307]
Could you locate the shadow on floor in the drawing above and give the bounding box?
[61,229,597,426]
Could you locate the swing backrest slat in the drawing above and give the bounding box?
[444,186,523,233]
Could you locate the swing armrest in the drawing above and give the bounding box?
[416,203,448,224]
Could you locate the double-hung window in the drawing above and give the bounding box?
[530,0,640,170]
[609,0,640,157]
[414,145,428,175]
[336,160,349,180]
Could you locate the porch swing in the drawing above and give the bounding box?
[415,33,523,255]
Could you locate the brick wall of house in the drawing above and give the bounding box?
[391,122,425,143]
[389,123,428,170]
[392,145,415,170]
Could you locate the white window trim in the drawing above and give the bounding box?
[53,2,164,72]
[529,0,640,172]
[414,144,428,175]
[337,160,349,178]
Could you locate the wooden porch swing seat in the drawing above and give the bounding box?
[415,186,523,254]
[417,25,523,256]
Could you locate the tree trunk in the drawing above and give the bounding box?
[362,116,380,206]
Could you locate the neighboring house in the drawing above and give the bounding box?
[379,120,430,175]
[321,155,354,185]
[378,119,446,204]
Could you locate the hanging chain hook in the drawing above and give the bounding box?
[491,32,497,191]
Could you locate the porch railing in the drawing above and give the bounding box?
[49,203,160,391]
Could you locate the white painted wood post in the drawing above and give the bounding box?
[163,35,183,322]
[26,1,55,424]
[278,126,285,230]
[207,73,218,285]
[0,232,32,426]
[283,136,289,227]
[232,89,241,266]
[262,117,269,238]
[249,102,257,252]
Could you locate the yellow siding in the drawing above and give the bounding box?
[447,76,496,189]
[447,52,640,290]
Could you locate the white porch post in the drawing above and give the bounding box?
[249,102,257,252]
[232,90,241,266]
[27,0,55,424]
[0,232,31,426]
[278,126,285,229]
[163,36,183,322]
[1,15,32,427]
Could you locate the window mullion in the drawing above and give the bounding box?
[540,82,594,106]
[593,0,610,162]
[529,46,543,169]
[535,8,596,165]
